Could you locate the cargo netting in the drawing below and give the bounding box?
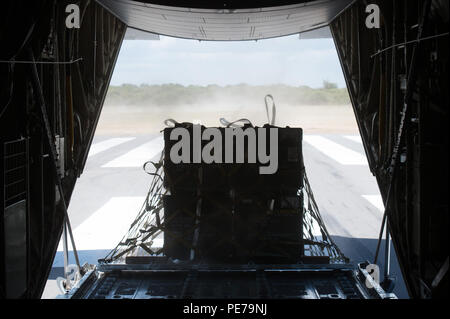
[101,148,348,265]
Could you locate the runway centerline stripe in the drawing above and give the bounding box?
[102,136,164,167]
[57,196,145,251]
[304,135,368,165]
[344,135,363,144]
[88,137,135,157]
[362,195,384,212]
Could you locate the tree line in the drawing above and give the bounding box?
[105,82,350,106]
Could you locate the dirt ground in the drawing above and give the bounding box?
[96,103,359,135]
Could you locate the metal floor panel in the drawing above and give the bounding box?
[64,263,396,299]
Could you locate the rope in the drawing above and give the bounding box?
[163,118,179,127]
[219,94,276,128]
[370,32,449,58]
[0,57,83,64]
[219,117,253,128]
[264,94,276,125]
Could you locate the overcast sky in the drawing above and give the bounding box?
[111,34,346,88]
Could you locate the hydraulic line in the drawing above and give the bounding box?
[28,47,82,273]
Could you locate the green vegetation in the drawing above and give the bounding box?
[104,83,350,106]
[322,80,338,89]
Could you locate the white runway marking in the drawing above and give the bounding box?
[344,135,363,144]
[87,137,135,157]
[304,135,368,165]
[57,196,145,251]
[362,195,384,212]
[102,136,164,167]
[151,235,164,248]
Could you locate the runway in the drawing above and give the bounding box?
[42,133,408,298]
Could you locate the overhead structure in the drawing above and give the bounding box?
[97,0,353,40]
[0,0,448,299]
[124,27,160,40]
[298,26,332,39]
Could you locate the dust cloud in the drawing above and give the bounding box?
[96,87,358,135]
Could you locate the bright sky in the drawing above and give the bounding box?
[111,34,346,88]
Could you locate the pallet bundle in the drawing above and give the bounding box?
[162,123,305,263]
